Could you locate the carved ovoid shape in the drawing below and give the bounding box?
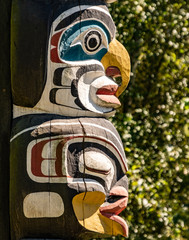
[23,192,64,218]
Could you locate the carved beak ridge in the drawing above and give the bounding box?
[101,39,130,97]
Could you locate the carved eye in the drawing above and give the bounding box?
[78,150,114,190]
[79,151,112,175]
[84,31,102,52]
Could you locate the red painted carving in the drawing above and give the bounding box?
[50,31,63,63]
[31,137,73,178]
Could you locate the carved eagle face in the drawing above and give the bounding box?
[12,0,129,118]
[24,117,129,237]
[35,2,130,117]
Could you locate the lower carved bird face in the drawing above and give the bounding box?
[35,3,130,117]
[13,116,129,238]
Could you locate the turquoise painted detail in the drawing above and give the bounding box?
[58,20,111,61]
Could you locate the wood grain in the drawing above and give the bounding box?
[0,0,11,239]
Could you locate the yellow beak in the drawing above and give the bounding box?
[101,39,130,97]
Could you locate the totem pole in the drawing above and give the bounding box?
[9,0,130,239]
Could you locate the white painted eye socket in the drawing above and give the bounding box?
[79,151,112,174]
[79,151,114,190]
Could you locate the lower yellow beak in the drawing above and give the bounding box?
[101,39,130,97]
[72,191,127,237]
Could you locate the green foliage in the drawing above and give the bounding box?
[97,0,189,239]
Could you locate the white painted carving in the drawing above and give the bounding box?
[13,5,117,118]
[79,151,114,190]
[23,192,64,218]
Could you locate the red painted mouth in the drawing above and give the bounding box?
[96,66,122,107]
[96,85,118,95]
[96,85,121,106]
[99,186,129,237]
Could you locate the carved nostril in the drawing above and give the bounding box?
[105,66,122,86]
[105,66,121,78]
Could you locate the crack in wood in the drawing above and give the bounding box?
[78,119,87,199]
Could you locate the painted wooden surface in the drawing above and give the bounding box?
[0,0,12,239]
[11,0,130,118]
[10,0,130,239]
[10,115,129,239]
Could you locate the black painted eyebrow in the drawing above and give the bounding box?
[55,9,116,39]
[76,64,104,79]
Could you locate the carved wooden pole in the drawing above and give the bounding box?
[0,1,11,239]
[10,0,130,239]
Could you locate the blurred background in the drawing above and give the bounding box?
[96,0,189,239]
